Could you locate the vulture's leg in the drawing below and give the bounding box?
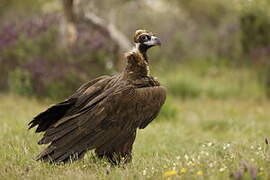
[95,131,136,165]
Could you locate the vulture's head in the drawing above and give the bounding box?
[134,30,161,55]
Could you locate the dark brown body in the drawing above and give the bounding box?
[29,30,166,164]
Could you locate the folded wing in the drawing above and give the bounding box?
[29,77,166,163]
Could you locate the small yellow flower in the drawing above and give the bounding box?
[180,168,187,174]
[163,170,177,177]
[191,163,196,167]
[196,170,203,176]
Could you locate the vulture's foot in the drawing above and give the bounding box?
[96,151,132,165]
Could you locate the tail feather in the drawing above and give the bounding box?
[38,120,78,145]
[28,99,75,132]
[36,127,119,163]
[36,145,56,161]
[37,148,86,163]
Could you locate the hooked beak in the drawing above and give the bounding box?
[144,36,162,47]
[152,36,161,46]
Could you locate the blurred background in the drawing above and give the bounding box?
[1,0,270,102]
[2,1,270,178]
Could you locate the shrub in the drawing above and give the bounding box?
[258,65,270,98]
[0,14,113,99]
[158,96,179,120]
[167,78,201,99]
[240,0,270,62]
[8,68,33,96]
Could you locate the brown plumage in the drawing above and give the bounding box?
[28,29,166,164]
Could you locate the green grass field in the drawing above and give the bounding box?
[1,64,270,180]
[1,93,270,180]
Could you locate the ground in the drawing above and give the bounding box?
[0,92,270,180]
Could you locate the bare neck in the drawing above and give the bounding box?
[137,43,149,62]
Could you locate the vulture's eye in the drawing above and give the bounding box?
[140,35,150,42]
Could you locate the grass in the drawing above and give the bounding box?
[1,93,270,180]
[1,63,270,180]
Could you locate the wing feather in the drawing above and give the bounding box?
[132,86,166,129]
[28,75,111,133]
[35,84,128,162]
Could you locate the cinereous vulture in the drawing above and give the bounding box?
[29,30,166,164]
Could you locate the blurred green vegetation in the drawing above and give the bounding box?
[158,60,265,100]
[8,68,34,96]
[0,0,270,100]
